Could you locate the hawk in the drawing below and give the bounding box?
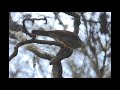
[32,30,85,49]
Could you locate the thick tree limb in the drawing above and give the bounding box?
[52,62,63,78]
[9,39,66,62]
[51,47,73,78]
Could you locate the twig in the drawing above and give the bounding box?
[22,17,48,39]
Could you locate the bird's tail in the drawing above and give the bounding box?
[32,30,50,36]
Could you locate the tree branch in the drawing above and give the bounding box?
[63,12,81,34]
[52,62,63,78]
[9,39,66,62]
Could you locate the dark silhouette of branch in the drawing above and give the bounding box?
[54,12,64,26]
[22,18,47,39]
[64,12,80,18]
[81,19,111,24]
[63,12,81,34]
[100,51,107,78]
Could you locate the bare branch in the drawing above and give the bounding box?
[63,12,81,34]
[9,39,66,62]
[22,18,48,39]
[53,12,66,29]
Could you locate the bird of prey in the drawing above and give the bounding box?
[32,30,85,49]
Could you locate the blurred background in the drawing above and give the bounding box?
[9,12,111,78]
